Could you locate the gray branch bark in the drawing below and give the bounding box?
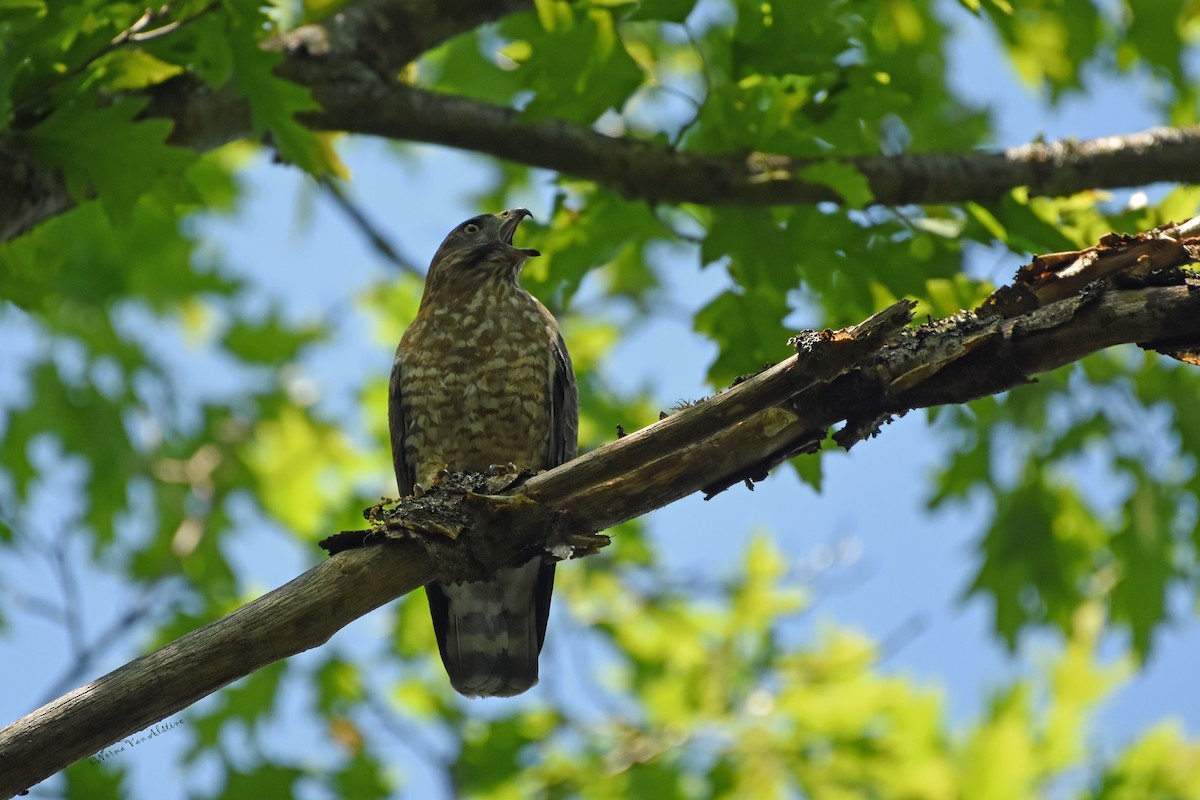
[2,218,1199,799]
[4,0,1200,240]
[301,84,1200,207]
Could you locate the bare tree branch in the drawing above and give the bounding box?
[288,0,532,76]
[317,176,422,273]
[3,217,1199,797]
[304,84,1200,209]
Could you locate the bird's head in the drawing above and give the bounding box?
[425,208,541,289]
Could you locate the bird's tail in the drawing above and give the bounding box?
[426,560,555,697]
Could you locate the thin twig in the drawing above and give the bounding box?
[3,588,66,626]
[362,689,459,796]
[48,531,85,660]
[12,2,220,117]
[670,22,711,147]
[317,177,422,274]
[874,614,930,665]
[39,581,178,705]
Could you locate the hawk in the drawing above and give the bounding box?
[388,208,578,697]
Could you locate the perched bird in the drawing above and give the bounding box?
[388,208,578,697]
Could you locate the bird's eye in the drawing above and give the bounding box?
[464,223,480,234]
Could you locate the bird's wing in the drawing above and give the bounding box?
[549,327,580,467]
[528,325,579,653]
[387,345,415,498]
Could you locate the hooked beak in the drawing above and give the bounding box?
[498,208,540,257]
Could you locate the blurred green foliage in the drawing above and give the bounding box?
[2,0,1199,797]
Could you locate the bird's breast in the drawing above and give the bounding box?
[397,287,556,486]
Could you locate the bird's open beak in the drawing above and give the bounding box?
[498,208,541,258]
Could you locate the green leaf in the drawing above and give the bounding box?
[223,764,305,797]
[962,685,1037,797]
[693,286,792,387]
[227,663,288,721]
[790,447,823,491]
[24,97,196,223]
[1092,724,1200,799]
[103,49,185,90]
[392,590,438,660]
[1123,0,1187,91]
[625,758,688,798]
[987,190,1086,255]
[1109,480,1178,660]
[798,160,874,209]
[520,189,663,306]
[732,0,861,80]
[0,189,239,315]
[627,0,697,23]
[731,533,806,639]
[0,360,139,546]
[64,756,127,800]
[222,313,323,364]
[420,29,526,105]
[927,415,991,509]
[224,4,332,174]
[685,73,824,156]
[702,207,799,289]
[502,6,645,123]
[243,406,359,536]
[331,751,392,800]
[314,657,364,714]
[456,714,558,795]
[967,469,1107,648]
[984,0,1103,96]
[142,9,235,87]
[966,202,1009,242]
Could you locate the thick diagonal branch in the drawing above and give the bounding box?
[2,220,1200,798]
